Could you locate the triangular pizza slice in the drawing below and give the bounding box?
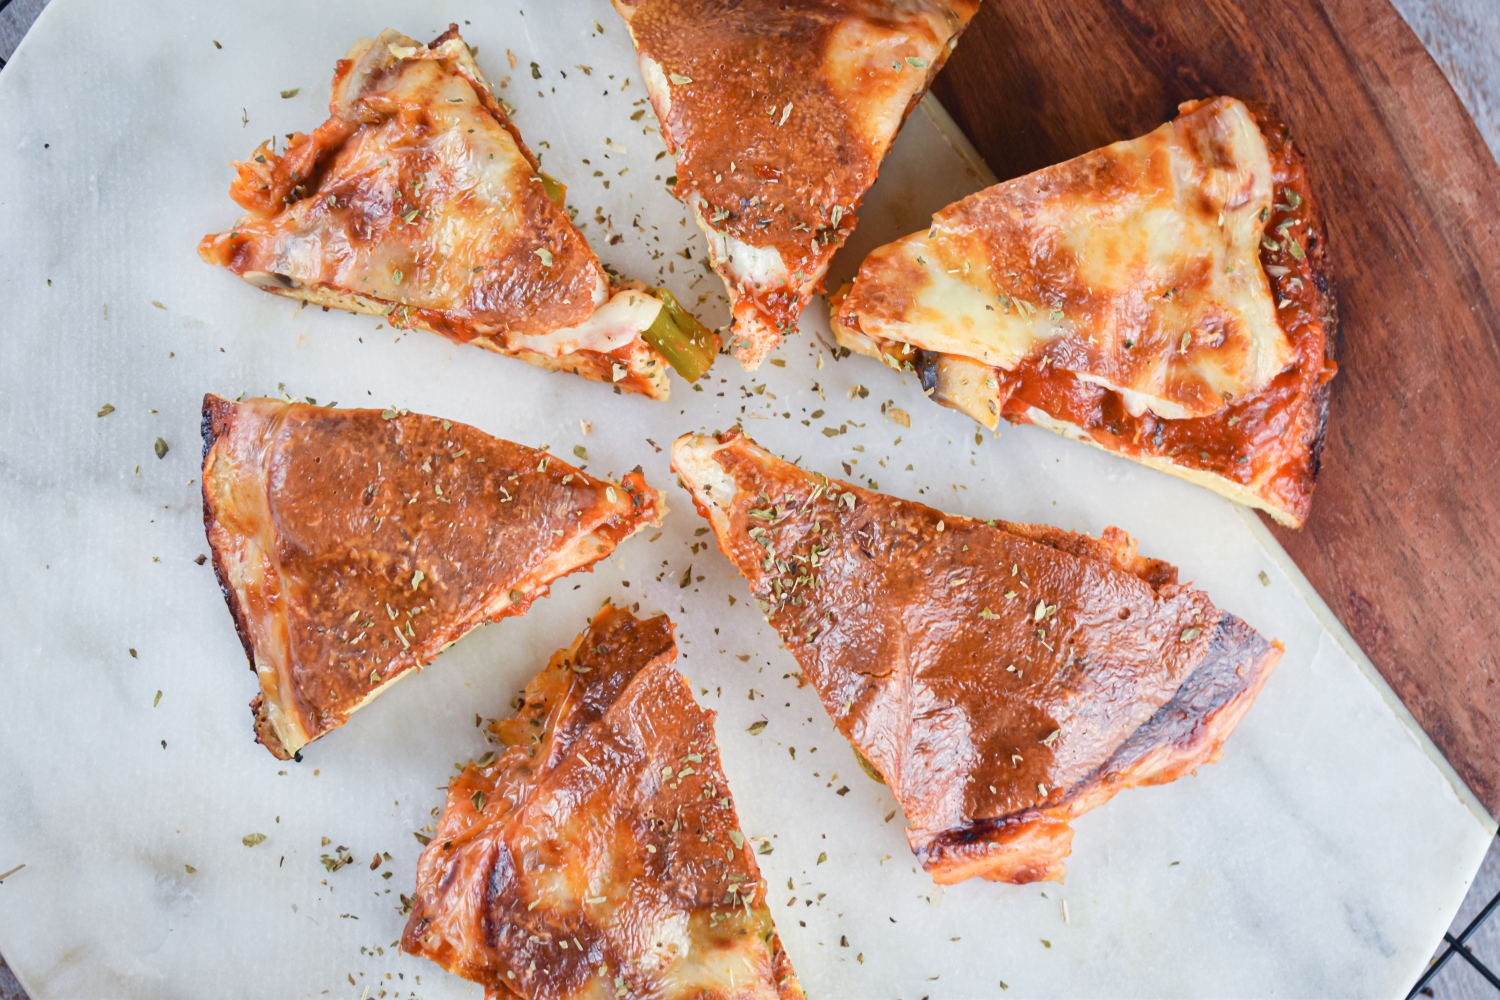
[831,97,1337,526]
[613,0,980,368]
[402,603,802,999]
[199,26,717,399]
[200,395,664,760]
[673,428,1280,884]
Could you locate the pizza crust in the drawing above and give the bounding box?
[199,26,694,400]
[831,99,1337,528]
[201,395,665,759]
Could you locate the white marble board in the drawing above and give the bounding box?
[0,1,1492,997]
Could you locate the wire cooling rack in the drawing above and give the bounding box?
[1410,872,1500,998]
[0,0,15,70]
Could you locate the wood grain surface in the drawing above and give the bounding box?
[1391,0,1500,158]
[930,0,1500,818]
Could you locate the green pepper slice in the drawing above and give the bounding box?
[537,171,567,208]
[641,288,720,382]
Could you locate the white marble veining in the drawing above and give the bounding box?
[0,2,1492,997]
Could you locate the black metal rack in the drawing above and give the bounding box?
[1410,883,1500,997]
[0,0,22,70]
[0,0,14,70]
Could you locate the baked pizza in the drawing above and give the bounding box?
[612,0,980,368]
[831,97,1337,526]
[201,395,664,760]
[402,603,802,999]
[673,428,1281,884]
[199,26,717,399]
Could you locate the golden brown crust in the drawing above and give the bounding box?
[620,0,979,367]
[833,100,1337,526]
[200,395,257,670]
[673,428,1278,884]
[1246,101,1338,519]
[201,395,664,760]
[402,604,802,999]
[198,26,682,399]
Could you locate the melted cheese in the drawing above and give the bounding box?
[822,9,955,142]
[689,194,790,291]
[620,0,979,368]
[403,606,800,998]
[841,98,1291,420]
[1021,405,1302,525]
[258,52,569,316]
[515,286,663,357]
[201,29,688,397]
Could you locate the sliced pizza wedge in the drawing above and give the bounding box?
[199,26,717,399]
[673,429,1280,884]
[831,98,1337,526]
[402,603,802,999]
[201,395,664,760]
[613,0,980,368]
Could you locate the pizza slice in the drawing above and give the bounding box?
[673,429,1280,884]
[198,26,717,399]
[613,0,980,368]
[201,395,664,760]
[831,98,1337,526]
[402,603,802,999]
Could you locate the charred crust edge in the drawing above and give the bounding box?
[1081,612,1275,786]
[914,611,1277,861]
[428,23,462,49]
[200,395,259,674]
[1248,101,1338,509]
[250,692,294,761]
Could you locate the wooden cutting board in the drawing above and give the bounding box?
[931,0,1500,818]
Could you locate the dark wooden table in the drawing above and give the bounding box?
[931,0,1500,821]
